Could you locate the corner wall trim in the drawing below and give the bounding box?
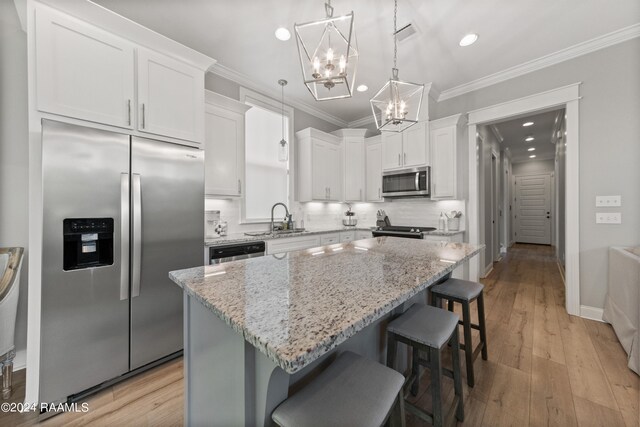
[438,23,640,101]
[580,305,605,322]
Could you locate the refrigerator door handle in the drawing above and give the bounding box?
[132,173,142,298]
[120,173,130,301]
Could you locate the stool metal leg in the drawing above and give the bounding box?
[451,328,464,422]
[447,299,454,312]
[430,346,443,427]
[386,333,398,370]
[461,301,475,388]
[477,293,488,360]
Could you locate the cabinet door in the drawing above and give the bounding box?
[137,49,205,143]
[340,231,355,242]
[366,143,383,201]
[204,104,243,196]
[311,140,328,200]
[35,6,135,129]
[320,233,340,245]
[403,122,428,167]
[326,143,342,201]
[430,127,457,199]
[344,141,364,201]
[382,133,403,170]
[356,230,372,240]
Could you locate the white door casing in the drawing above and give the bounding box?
[514,173,552,245]
[467,83,580,316]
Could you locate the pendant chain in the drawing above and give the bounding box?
[281,84,285,140]
[393,0,398,70]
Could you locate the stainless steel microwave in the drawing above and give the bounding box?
[382,166,430,198]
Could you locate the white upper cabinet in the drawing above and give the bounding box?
[333,129,367,203]
[32,3,213,144]
[365,135,384,202]
[296,128,343,202]
[35,6,135,129]
[204,92,250,197]
[382,132,403,170]
[137,48,205,143]
[381,122,429,171]
[429,114,467,200]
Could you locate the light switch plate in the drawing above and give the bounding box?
[596,212,621,224]
[595,195,621,207]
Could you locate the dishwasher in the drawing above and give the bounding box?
[209,241,266,265]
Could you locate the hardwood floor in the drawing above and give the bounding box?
[2,244,638,426]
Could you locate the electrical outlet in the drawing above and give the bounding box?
[595,195,621,207]
[596,212,621,224]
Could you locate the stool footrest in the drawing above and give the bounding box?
[457,320,481,331]
[404,401,434,424]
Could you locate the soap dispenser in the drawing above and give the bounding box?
[438,212,446,231]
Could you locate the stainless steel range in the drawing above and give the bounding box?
[372,225,437,239]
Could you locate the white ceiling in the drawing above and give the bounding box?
[93,0,640,123]
[490,109,563,163]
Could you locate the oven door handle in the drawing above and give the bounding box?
[415,172,420,191]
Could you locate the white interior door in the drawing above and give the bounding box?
[514,174,552,244]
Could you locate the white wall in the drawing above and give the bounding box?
[512,159,554,175]
[205,197,465,235]
[432,38,640,309]
[0,0,29,369]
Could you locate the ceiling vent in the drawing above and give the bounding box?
[394,22,418,42]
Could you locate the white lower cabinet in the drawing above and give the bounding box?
[320,233,340,245]
[355,230,373,240]
[266,236,321,255]
[339,231,355,242]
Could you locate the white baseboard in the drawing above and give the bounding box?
[481,265,494,278]
[580,305,605,322]
[14,348,26,371]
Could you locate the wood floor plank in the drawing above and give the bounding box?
[556,310,620,411]
[529,356,578,427]
[573,395,626,427]
[532,285,566,365]
[487,363,531,422]
[584,320,640,427]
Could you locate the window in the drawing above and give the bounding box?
[240,88,293,222]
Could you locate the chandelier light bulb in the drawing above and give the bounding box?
[339,55,346,74]
[326,48,334,63]
[312,57,321,77]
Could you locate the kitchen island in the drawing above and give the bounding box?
[170,237,482,426]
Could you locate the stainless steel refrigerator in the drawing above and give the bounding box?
[40,120,204,404]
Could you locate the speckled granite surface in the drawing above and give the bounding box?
[204,227,463,246]
[204,227,374,247]
[173,237,481,374]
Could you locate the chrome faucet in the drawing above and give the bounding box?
[270,202,290,234]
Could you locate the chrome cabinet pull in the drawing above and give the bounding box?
[404,152,407,164]
[359,188,362,200]
[398,153,401,165]
[238,179,241,194]
[120,173,130,301]
[127,99,131,126]
[415,172,420,191]
[378,187,381,199]
[141,104,146,129]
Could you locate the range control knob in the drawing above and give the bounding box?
[410,228,415,232]
[416,228,421,233]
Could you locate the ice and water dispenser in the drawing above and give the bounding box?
[63,218,114,271]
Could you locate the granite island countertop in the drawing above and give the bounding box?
[172,237,481,374]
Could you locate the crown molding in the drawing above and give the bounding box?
[347,114,375,128]
[438,23,640,102]
[209,63,348,128]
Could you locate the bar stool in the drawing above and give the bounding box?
[271,351,406,427]
[430,278,487,387]
[386,304,464,427]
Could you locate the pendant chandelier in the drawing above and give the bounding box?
[278,79,288,162]
[294,0,358,101]
[370,0,424,132]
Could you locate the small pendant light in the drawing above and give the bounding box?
[370,0,424,132]
[278,79,288,162]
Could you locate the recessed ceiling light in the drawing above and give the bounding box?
[356,84,368,92]
[525,136,535,142]
[528,147,535,151]
[529,155,536,158]
[275,27,291,41]
[459,33,478,47]
[523,121,534,127]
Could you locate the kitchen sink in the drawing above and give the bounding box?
[272,228,306,235]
